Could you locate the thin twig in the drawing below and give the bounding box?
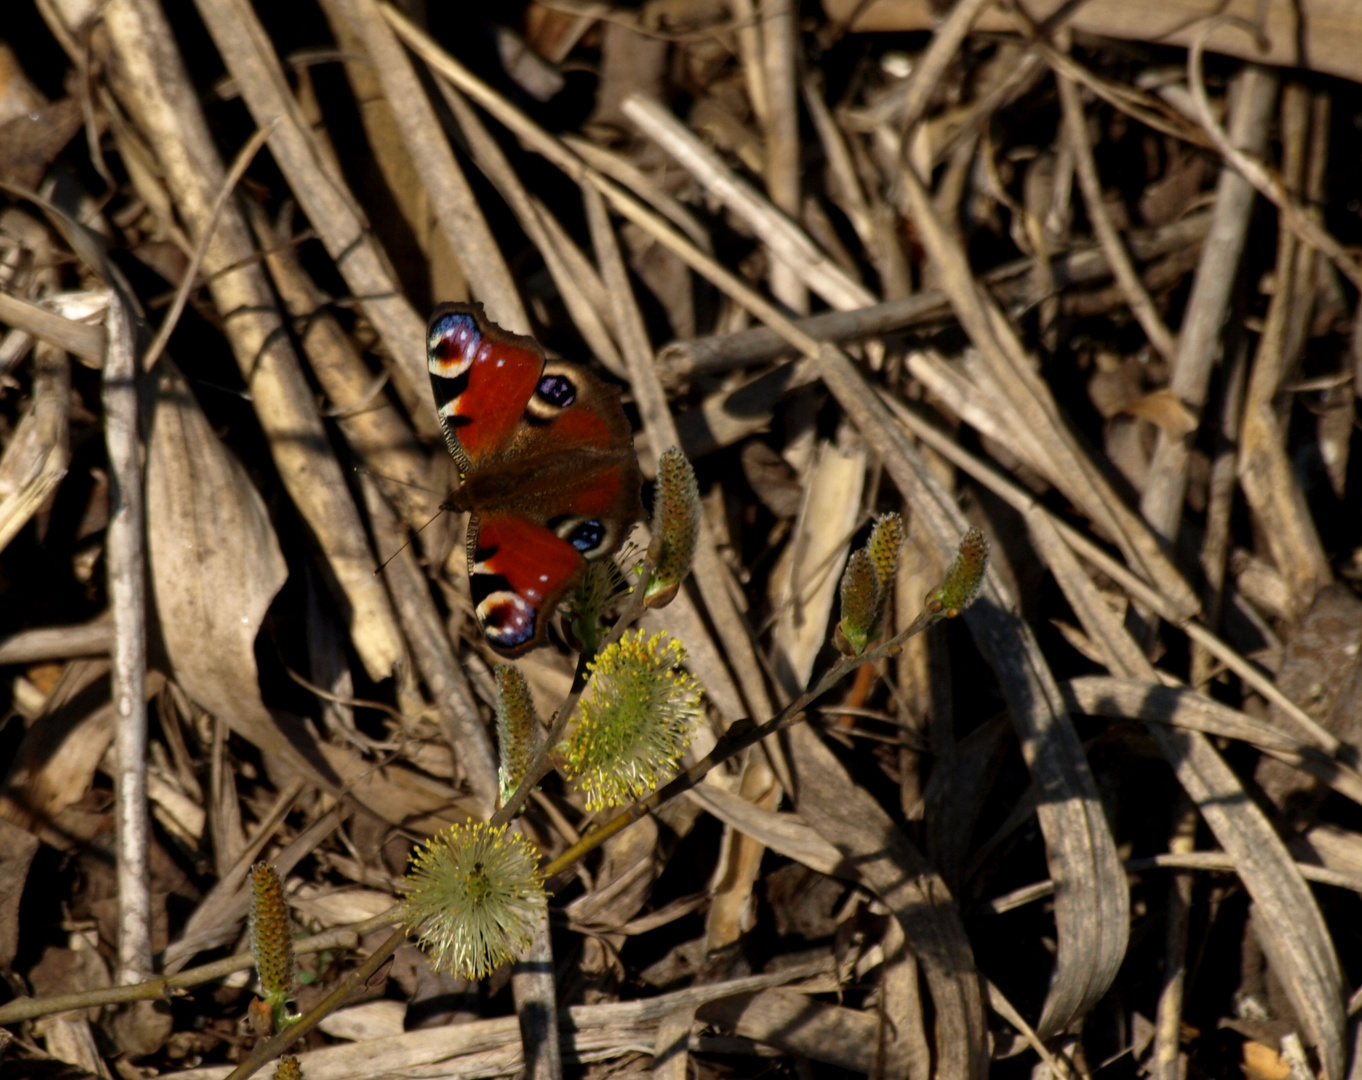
[1139,64,1277,543]
[1187,21,1362,293]
[140,121,275,373]
[1054,69,1177,360]
[0,915,387,1026]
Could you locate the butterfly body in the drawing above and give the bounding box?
[427,303,643,657]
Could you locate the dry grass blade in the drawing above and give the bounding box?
[0,340,69,553]
[0,291,103,363]
[1055,69,1177,361]
[318,0,528,331]
[1141,66,1277,542]
[623,94,874,311]
[786,722,988,1080]
[1062,678,1362,805]
[142,362,328,792]
[184,0,433,419]
[1026,508,1344,1077]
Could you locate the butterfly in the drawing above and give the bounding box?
[427,303,644,657]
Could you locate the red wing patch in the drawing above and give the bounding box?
[467,513,586,657]
[427,304,543,468]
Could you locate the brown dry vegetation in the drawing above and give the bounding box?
[1,1,1361,1079]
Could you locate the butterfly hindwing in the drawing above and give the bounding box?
[467,513,586,656]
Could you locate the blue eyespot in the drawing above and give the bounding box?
[568,520,605,552]
[537,374,576,408]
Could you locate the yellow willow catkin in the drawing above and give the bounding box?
[398,822,546,980]
[561,631,703,809]
[249,863,293,996]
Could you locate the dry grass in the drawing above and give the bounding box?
[0,2,1360,1079]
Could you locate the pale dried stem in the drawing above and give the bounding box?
[1191,338,1247,688]
[140,122,274,374]
[510,917,561,1080]
[1140,65,1277,543]
[439,83,624,376]
[104,292,152,983]
[191,0,433,427]
[888,0,997,135]
[318,0,528,332]
[1187,23,1362,294]
[730,0,769,130]
[985,980,1069,1075]
[1151,794,1197,1080]
[248,204,439,531]
[361,474,499,817]
[0,291,103,363]
[621,94,874,311]
[0,335,71,554]
[0,618,110,665]
[801,73,911,299]
[563,135,713,252]
[1236,82,1332,609]
[98,0,407,681]
[759,0,806,313]
[1054,70,1177,360]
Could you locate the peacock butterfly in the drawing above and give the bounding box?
[427,302,644,657]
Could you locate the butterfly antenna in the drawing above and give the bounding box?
[353,463,441,495]
[375,507,448,575]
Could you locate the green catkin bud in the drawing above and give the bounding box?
[866,513,905,592]
[929,527,989,617]
[249,863,293,998]
[272,1056,303,1080]
[645,447,700,608]
[398,822,546,980]
[835,548,881,656]
[494,665,539,809]
[560,630,704,809]
[865,512,905,636]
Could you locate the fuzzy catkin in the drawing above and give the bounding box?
[249,863,293,996]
